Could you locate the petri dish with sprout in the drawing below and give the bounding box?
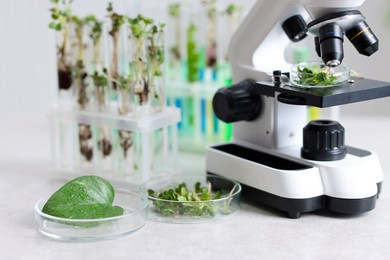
[290,61,350,88]
[140,174,241,224]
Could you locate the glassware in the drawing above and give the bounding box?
[107,21,132,115]
[147,29,166,112]
[129,33,150,114]
[114,128,135,176]
[140,174,241,223]
[34,188,147,242]
[166,2,184,83]
[290,61,350,88]
[69,20,95,166]
[55,21,74,105]
[71,20,90,110]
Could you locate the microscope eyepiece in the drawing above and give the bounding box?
[346,20,378,56]
[318,23,344,67]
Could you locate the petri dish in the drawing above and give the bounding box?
[34,188,147,242]
[290,61,350,88]
[140,174,241,224]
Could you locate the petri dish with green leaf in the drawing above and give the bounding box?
[290,61,350,88]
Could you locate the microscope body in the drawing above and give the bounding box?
[206,0,387,218]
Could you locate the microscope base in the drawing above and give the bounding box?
[206,143,382,218]
[237,182,378,219]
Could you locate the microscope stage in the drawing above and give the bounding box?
[257,78,390,108]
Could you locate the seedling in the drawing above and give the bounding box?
[91,69,113,158]
[85,15,104,68]
[187,23,200,83]
[49,0,74,90]
[168,3,181,62]
[107,3,133,160]
[147,23,165,111]
[107,2,126,91]
[202,0,218,68]
[128,14,155,106]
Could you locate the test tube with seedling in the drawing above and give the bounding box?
[49,0,75,168]
[166,3,182,83]
[218,3,244,86]
[107,3,132,115]
[71,15,94,165]
[86,15,113,171]
[215,3,244,142]
[128,14,153,114]
[201,0,218,83]
[107,3,134,174]
[147,23,165,112]
[49,0,74,104]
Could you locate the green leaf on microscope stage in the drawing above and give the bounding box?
[297,65,337,86]
[42,176,123,220]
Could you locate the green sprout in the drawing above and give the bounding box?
[168,3,180,18]
[128,14,156,106]
[225,4,243,16]
[91,68,109,88]
[48,0,74,31]
[148,23,165,77]
[168,3,181,62]
[107,2,125,37]
[85,15,103,46]
[107,2,126,90]
[128,14,154,39]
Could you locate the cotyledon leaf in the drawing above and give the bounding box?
[42,176,123,219]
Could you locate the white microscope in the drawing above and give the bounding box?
[206,0,390,218]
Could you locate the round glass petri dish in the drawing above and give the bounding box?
[290,61,350,88]
[34,188,147,242]
[140,174,241,224]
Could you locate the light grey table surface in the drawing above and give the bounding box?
[1,115,390,260]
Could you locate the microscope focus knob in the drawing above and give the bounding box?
[213,79,261,123]
[301,120,346,161]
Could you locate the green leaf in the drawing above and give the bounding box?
[177,196,187,202]
[212,190,221,200]
[168,3,180,18]
[107,2,113,12]
[295,65,339,86]
[162,208,175,216]
[42,176,123,220]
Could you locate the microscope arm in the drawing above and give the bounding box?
[228,1,308,83]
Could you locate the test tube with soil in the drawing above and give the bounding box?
[107,3,135,174]
[128,15,152,114]
[86,15,113,172]
[146,24,165,113]
[71,16,94,166]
